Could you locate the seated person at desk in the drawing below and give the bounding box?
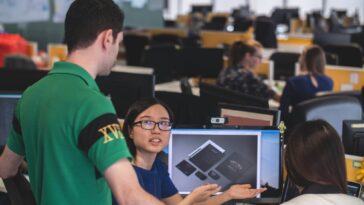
[279,45,333,122]
[283,120,364,205]
[217,41,280,101]
[113,98,266,205]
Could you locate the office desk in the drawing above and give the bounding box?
[326,65,364,92]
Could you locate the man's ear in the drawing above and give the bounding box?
[101,29,114,49]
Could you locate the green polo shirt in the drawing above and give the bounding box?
[7,62,132,205]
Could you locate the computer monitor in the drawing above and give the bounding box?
[219,103,281,127]
[191,5,213,15]
[0,91,22,146]
[271,8,299,30]
[169,127,282,204]
[180,48,224,78]
[199,83,269,116]
[342,120,364,156]
[0,70,48,91]
[96,71,155,118]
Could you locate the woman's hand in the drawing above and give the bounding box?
[222,184,267,201]
[184,184,221,204]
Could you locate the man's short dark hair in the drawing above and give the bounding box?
[64,0,124,53]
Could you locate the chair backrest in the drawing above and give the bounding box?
[4,55,37,70]
[141,45,180,83]
[270,52,300,80]
[180,77,193,96]
[155,91,211,126]
[254,16,277,48]
[290,96,362,140]
[179,47,224,78]
[233,17,253,32]
[123,34,150,66]
[3,172,37,205]
[96,71,155,118]
[323,44,363,67]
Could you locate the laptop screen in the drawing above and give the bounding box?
[169,127,282,204]
[0,92,22,146]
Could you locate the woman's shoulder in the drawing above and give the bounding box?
[282,194,364,205]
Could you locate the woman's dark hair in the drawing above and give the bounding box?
[304,45,326,75]
[64,0,124,53]
[285,120,347,193]
[122,98,174,157]
[229,41,257,67]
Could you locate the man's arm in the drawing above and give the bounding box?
[104,158,165,205]
[0,146,23,178]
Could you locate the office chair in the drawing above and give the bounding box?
[3,172,37,205]
[155,91,211,126]
[323,44,363,67]
[233,17,253,32]
[270,52,300,80]
[141,45,181,83]
[4,54,37,70]
[180,77,193,96]
[254,16,278,48]
[123,34,150,66]
[289,96,362,142]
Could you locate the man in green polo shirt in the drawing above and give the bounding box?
[0,0,165,204]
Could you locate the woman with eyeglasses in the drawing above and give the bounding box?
[112,98,265,205]
[217,40,280,102]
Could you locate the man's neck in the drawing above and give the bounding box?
[67,50,99,79]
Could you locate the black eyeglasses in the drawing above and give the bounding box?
[133,120,172,131]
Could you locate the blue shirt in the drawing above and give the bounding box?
[279,74,333,122]
[112,159,178,204]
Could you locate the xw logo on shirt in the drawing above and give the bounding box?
[98,123,124,144]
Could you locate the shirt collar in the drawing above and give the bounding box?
[49,61,99,91]
[302,183,341,195]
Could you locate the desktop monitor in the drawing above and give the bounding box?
[219,103,281,127]
[191,5,213,15]
[0,91,22,146]
[169,127,282,204]
[199,83,269,116]
[180,48,224,78]
[96,71,155,118]
[0,70,48,91]
[271,8,299,31]
[342,120,364,156]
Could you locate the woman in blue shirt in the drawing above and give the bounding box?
[279,45,333,123]
[113,98,266,205]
